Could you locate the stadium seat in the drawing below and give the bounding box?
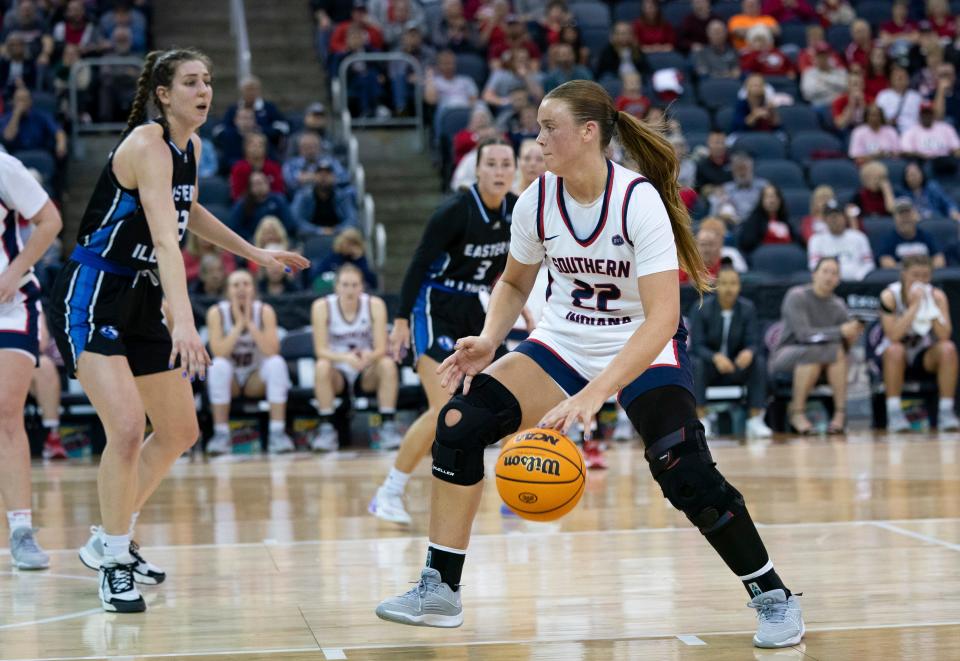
[919,219,959,252]
[826,24,850,54]
[808,159,861,189]
[685,130,709,148]
[789,130,844,162]
[32,91,57,115]
[646,51,689,74]
[862,268,899,284]
[712,1,740,21]
[199,176,232,206]
[765,75,799,99]
[570,2,610,29]
[581,26,610,60]
[670,105,711,133]
[878,158,907,186]
[698,78,740,111]
[714,106,735,132]
[732,133,787,160]
[598,75,622,99]
[779,23,808,48]
[456,53,487,88]
[204,203,231,223]
[303,234,336,261]
[613,1,642,22]
[778,104,820,134]
[663,1,692,25]
[863,216,894,256]
[14,149,55,183]
[781,187,812,218]
[758,159,806,188]
[749,243,809,275]
[855,1,891,27]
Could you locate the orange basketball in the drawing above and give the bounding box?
[495,427,585,521]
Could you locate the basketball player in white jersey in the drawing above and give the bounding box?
[0,151,62,569]
[310,264,400,451]
[376,80,805,649]
[205,269,293,454]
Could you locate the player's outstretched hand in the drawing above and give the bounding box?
[389,319,410,362]
[437,335,496,394]
[537,384,608,441]
[248,246,311,273]
[169,324,212,382]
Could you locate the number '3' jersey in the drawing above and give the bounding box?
[510,160,680,374]
[75,120,196,271]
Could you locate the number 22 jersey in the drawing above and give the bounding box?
[510,160,683,379]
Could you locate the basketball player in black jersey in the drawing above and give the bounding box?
[369,138,529,525]
[47,49,308,613]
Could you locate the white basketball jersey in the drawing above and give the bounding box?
[218,300,263,382]
[510,160,680,378]
[325,294,374,355]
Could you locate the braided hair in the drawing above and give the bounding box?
[125,48,212,135]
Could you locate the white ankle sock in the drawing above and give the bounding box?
[886,396,902,412]
[383,468,410,495]
[269,420,285,434]
[940,397,954,412]
[7,509,31,532]
[102,532,131,558]
[214,423,229,435]
[42,419,59,431]
[128,511,139,536]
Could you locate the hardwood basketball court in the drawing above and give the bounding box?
[1,431,958,660]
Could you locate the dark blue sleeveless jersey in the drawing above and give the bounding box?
[75,121,196,271]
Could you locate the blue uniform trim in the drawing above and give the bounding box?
[64,263,103,360]
[84,191,138,255]
[70,245,138,277]
[411,284,431,360]
[514,339,589,397]
[2,210,19,262]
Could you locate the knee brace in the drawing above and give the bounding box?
[645,421,746,535]
[207,357,234,405]
[260,355,291,404]
[432,374,522,486]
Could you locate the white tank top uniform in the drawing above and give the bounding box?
[872,281,938,367]
[509,160,693,409]
[0,152,50,365]
[325,293,374,384]
[217,300,265,385]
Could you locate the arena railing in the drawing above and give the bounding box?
[68,55,145,158]
[335,52,424,150]
[230,0,252,83]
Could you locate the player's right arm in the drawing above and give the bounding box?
[118,125,209,378]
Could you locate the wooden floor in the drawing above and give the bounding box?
[1,431,959,660]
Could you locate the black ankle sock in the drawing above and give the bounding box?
[319,413,333,425]
[742,567,791,600]
[426,545,464,590]
[380,411,395,422]
[704,507,791,599]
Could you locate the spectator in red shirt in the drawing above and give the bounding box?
[796,24,844,73]
[927,0,956,41]
[677,0,719,53]
[634,0,676,53]
[477,0,511,52]
[738,184,801,256]
[799,184,837,241]
[230,133,286,201]
[762,0,818,24]
[879,0,919,51]
[533,0,571,51]
[488,13,541,61]
[452,105,500,165]
[849,161,896,217]
[329,1,385,55]
[844,19,873,71]
[616,71,651,118]
[740,25,796,78]
[863,46,890,101]
[832,70,868,130]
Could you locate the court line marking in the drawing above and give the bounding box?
[2,517,958,556]
[0,607,102,631]
[322,649,347,660]
[4,621,960,661]
[676,635,706,646]
[869,521,960,552]
[2,570,97,582]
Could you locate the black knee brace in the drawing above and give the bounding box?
[645,421,746,535]
[432,374,523,486]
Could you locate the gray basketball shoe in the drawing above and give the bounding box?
[749,589,805,648]
[9,527,49,570]
[205,430,232,456]
[375,567,463,627]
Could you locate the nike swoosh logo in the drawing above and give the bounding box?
[544,235,559,241]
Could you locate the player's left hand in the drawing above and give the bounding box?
[248,246,311,273]
[537,385,608,441]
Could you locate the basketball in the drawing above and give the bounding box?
[495,427,586,521]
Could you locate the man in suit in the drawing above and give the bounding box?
[689,266,773,439]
